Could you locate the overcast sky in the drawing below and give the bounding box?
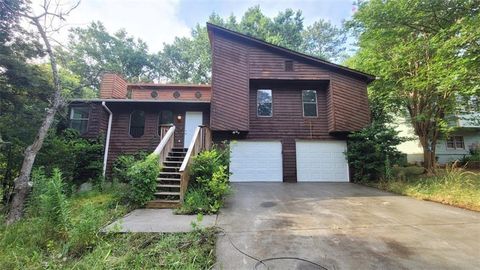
[31,0,357,52]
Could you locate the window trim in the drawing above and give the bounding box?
[257,89,273,117]
[129,110,145,138]
[69,106,90,134]
[446,136,465,150]
[302,90,318,118]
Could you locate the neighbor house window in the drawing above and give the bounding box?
[158,110,173,136]
[302,90,318,117]
[129,110,145,138]
[257,89,272,117]
[446,136,464,149]
[70,106,89,134]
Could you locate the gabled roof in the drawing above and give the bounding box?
[206,23,375,83]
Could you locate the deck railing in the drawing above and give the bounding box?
[152,125,176,165]
[179,126,211,201]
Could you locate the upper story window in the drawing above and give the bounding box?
[302,90,318,117]
[158,110,173,136]
[257,89,273,117]
[446,136,464,149]
[129,110,145,138]
[70,106,89,134]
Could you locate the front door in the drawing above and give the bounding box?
[184,111,203,148]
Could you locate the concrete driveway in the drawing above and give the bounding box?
[216,183,480,270]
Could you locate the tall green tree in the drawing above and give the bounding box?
[57,21,157,93]
[346,0,480,172]
[302,20,347,62]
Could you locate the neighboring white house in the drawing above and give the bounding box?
[395,112,480,165]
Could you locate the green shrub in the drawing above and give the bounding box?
[346,120,405,182]
[36,129,104,187]
[126,154,161,206]
[177,145,231,214]
[112,151,147,183]
[27,168,71,240]
[67,203,105,256]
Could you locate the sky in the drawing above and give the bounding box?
[30,0,357,53]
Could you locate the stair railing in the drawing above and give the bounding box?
[179,126,211,202]
[152,125,176,165]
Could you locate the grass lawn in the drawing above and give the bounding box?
[365,167,480,211]
[0,188,216,270]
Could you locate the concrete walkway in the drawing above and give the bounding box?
[216,183,480,270]
[105,209,217,232]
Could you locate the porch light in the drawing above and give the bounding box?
[177,115,182,120]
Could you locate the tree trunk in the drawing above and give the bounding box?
[6,15,65,224]
[6,107,58,224]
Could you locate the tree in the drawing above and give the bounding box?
[302,20,347,63]
[346,0,480,173]
[57,21,157,92]
[2,0,79,224]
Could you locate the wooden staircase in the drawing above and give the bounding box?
[146,147,187,208]
[146,124,211,209]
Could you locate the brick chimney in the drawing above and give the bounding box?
[99,73,128,99]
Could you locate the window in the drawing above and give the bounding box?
[257,89,272,117]
[285,60,293,71]
[129,111,145,138]
[302,90,318,117]
[70,107,89,134]
[158,110,173,136]
[446,136,464,149]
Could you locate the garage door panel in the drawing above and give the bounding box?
[296,141,349,182]
[230,141,282,182]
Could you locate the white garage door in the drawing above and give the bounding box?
[229,141,282,182]
[296,140,349,182]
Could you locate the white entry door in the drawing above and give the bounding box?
[229,141,283,182]
[296,140,349,182]
[184,111,203,148]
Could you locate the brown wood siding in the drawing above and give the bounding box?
[99,73,128,99]
[210,32,250,131]
[248,45,331,80]
[105,102,210,175]
[130,87,211,102]
[210,31,370,134]
[330,73,370,132]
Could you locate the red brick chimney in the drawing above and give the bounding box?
[99,73,128,99]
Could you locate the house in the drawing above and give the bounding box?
[396,110,480,165]
[69,23,374,207]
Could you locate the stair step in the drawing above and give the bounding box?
[171,148,188,153]
[155,192,180,196]
[162,166,180,171]
[157,184,180,188]
[166,157,184,161]
[157,177,181,182]
[164,160,183,164]
[146,199,180,209]
[159,172,181,176]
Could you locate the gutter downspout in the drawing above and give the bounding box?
[101,101,113,177]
